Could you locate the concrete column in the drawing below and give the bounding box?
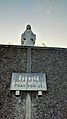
[25,47,31,119]
[27,47,31,73]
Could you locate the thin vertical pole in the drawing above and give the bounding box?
[25,47,31,119]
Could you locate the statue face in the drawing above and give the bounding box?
[26,25,31,30]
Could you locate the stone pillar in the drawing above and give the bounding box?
[25,47,31,119]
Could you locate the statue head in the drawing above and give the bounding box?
[26,24,31,30]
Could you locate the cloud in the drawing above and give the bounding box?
[46,5,52,15]
[46,9,50,14]
[49,6,52,9]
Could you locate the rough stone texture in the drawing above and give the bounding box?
[0,45,27,119]
[0,45,67,119]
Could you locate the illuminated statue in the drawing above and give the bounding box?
[21,25,36,46]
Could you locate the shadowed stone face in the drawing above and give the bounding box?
[21,25,36,46]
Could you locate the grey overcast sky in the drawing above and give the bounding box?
[0,0,67,47]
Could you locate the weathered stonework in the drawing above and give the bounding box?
[0,45,67,119]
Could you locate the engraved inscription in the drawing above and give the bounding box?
[10,73,47,91]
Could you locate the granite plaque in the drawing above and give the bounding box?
[10,73,47,91]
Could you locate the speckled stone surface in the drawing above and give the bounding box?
[0,45,67,119]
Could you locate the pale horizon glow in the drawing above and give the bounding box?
[0,0,67,48]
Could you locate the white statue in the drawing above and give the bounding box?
[21,25,36,46]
